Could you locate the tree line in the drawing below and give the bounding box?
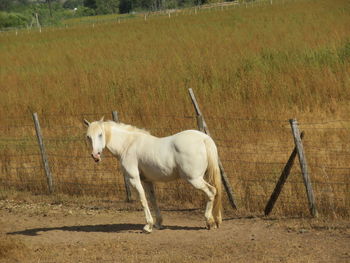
[0,0,230,29]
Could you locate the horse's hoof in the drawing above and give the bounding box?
[143,225,153,234]
[206,224,217,230]
[215,216,222,229]
[206,218,216,230]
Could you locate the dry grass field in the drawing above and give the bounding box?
[0,0,349,224]
[1,0,349,119]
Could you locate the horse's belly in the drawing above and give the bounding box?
[140,165,178,182]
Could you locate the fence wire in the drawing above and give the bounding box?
[0,113,349,217]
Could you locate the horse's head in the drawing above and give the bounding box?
[84,117,106,163]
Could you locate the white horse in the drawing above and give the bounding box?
[84,118,222,233]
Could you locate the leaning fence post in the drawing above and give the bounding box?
[196,114,205,132]
[32,112,53,193]
[264,131,305,216]
[188,88,237,209]
[290,119,318,217]
[112,111,132,202]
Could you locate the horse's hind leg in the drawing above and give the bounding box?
[188,178,217,230]
[143,181,163,229]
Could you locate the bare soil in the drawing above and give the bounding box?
[0,199,349,263]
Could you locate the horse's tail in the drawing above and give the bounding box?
[204,137,222,228]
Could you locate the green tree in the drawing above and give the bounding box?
[96,0,119,14]
[119,0,132,13]
[84,0,119,14]
[0,0,12,11]
[63,0,84,9]
[0,11,30,28]
[84,0,97,9]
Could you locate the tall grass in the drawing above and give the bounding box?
[0,0,349,217]
[1,0,349,120]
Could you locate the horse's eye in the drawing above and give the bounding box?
[99,134,102,138]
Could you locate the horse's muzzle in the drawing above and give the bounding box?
[91,153,101,163]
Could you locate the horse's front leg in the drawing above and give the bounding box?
[125,172,154,233]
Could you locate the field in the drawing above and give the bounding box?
[1,0,350,119]
[0,0,350,261]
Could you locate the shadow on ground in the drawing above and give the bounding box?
[7,223,204,236]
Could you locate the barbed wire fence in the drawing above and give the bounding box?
[0,109,349,218]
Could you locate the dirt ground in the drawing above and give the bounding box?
[0,198,349,263]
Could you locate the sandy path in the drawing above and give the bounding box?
[1,200,349,262]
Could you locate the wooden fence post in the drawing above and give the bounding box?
[32,112,53,193]
[112,111,119,123]
[188,88,237,209]
[112,111,132,202]
[290,119,318,217]
[196,114,205,132]
[264,131,305,216]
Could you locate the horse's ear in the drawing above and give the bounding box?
[100,116,104,122]
[83,119,90,127]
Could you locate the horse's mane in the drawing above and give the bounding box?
[107,121,150,135]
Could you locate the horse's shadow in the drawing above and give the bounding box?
[7,224,204,236]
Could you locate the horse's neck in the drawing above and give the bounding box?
[104,123,139,158]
